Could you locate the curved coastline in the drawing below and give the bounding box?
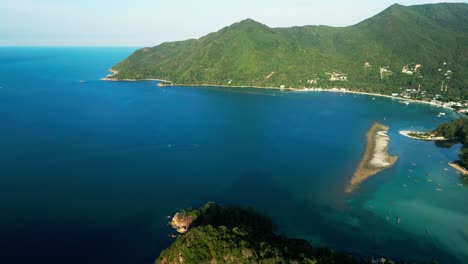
[102,71,456,113]
[400,130,468,175]
[346,123,398,193]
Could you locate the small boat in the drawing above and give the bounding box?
[444,168,449,171]
[403,184,408,187]
[397,217,401,224]
[79,80,85,83]
[457,183,463,187]
[427,179,433,182]
[408,169,413,172]
[411,163,417,166]
[435,188,443,191]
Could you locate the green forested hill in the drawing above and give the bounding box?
[157,203,375,264]
[111,3,468,99]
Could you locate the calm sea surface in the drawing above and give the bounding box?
[0,47,467,263]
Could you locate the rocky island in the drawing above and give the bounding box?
[346,124,398,193]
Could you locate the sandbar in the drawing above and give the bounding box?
[346,123,398,193]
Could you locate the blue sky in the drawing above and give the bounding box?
[1,0,466,46]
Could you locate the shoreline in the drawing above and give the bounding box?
[346,123,398,193]
[400,130,467,176]
[101,71,456,112]
[101,69,173,83]
[289,89,455,112]
[448,162,468,175]
[398,130,450,141]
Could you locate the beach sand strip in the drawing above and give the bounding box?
[346,123,398,193]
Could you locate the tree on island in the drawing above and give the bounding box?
[433,117,468,169]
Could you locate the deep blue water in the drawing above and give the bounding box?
[0,47,467,263]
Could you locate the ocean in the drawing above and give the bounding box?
[0,47,467,263]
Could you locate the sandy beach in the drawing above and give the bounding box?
[290,88,455,111]
[399,130,449,141]
[100,69,173,83]
[449,162,468,175]
[346,123,398,193]
[101,74,456,112]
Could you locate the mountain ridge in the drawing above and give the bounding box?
[110,3,468,99]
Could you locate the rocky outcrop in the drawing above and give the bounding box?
[170,212,196,234]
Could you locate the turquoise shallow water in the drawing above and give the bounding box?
[0,47,467,263]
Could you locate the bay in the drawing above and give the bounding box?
[0,47,466,263]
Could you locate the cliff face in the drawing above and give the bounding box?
[170,212,196,234]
